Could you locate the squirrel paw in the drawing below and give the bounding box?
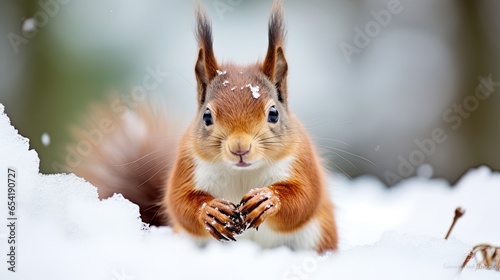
[238,187,281,230]
[200,198,245,241]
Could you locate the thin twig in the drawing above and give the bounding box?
[445,207,465,240]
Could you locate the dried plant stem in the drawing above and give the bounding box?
[445,207,465,240]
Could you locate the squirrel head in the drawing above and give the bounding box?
[192,1,296,169]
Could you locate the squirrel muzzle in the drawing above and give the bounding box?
[225,133,255,167]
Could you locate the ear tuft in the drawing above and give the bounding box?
[195,3,218,106]
[262,0,288,104]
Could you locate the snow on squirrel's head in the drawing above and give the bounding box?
[192,0,297,170]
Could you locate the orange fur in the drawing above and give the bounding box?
[70,0,338,252]
[165,0,338,251]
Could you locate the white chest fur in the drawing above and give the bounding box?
[193,156,295,204]
[192,156,322,250]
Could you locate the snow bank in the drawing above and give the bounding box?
[0,103,499,279]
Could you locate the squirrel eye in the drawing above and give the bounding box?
[203,108,214,126]
[267,106,279,124]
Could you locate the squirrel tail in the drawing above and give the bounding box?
[67,97,180,226]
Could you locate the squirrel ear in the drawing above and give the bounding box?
[195,4,218,106]
[262,0,288,104]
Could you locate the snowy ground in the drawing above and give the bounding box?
[0,103,499,280]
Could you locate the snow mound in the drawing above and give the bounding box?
[0,103,499,279]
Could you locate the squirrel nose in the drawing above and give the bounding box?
[230,147,250,156]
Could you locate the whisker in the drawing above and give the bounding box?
[312,137,351,147]
[259,140,303,146]
[130,152,171,173]
[303,118,354,130]
[258,133,297,141]
[253,126,269,141]
[325,159,353,180]
[137,158,170,177]
[319,146,377,167]
[209,154,223,165]
[143,203,160,212]
[136,164,169,189]
[148,203,164,225]
[322,166,334,177]
[112,146,173,168]
[260,146,277,152]
[323,150,361,175]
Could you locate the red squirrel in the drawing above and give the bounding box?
[69,0,338,253]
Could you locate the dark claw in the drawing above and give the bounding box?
[224,232,237,242]
[205,222,229,241]
[248,210,265,229]
[202,198,246,241]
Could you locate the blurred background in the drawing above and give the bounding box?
[0,0,499,186]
